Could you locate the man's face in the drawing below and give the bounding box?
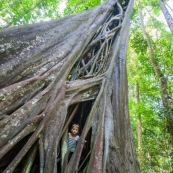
[87,52,91,59]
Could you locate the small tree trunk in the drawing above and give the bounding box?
[136,83,142,161]
[139,8,173,145]
[159,0,173,35]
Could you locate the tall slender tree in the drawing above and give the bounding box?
[135,83,143,162]
[139,8,173,144]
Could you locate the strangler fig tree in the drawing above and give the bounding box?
[0,0,140,172]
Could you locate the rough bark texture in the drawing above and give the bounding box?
[159,0,173,35]
[0,0,140,172]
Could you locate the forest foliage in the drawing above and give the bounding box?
[128,0,173,172]
[0,0,173,172]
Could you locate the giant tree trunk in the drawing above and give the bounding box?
[0,0,140,172]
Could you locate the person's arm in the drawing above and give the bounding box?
[81,59,86,66]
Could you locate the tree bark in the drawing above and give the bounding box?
[159,0,173,35]
[135,83,142,162]
[0,0,140,172]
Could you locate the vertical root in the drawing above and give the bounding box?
[21,143,38,173]
[39,135,44,173]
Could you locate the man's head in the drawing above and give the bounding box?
[86,52,92,59]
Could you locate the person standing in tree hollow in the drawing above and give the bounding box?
[82,52,92,65]
[68,124,80,160]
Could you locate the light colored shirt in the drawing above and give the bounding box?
[68,133,79,152]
